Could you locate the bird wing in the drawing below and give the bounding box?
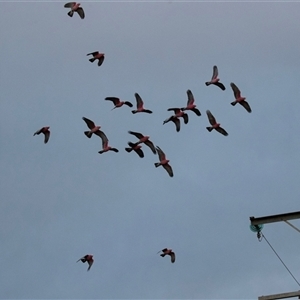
[76,7,85,19]
[192,108,201,116]
[128,141,136,148]
[44,130,50,144]
[64,2,75,8]
[186,89,194,105]
[156,146,166,161]
[206,110,216,125]
[163,163,174,177]
[182,113,189,124]
[135,148,144,158]
[214,82,226,91]
[98,56,104,66]
[105,97,120,105]
[230,82,241,99]
[86,51,98,56]
[94,130,107,142]
[87,258,94,271]
[134,93,144,108]
[128,131,143,139]
[240,101,252,113]
[216,127,228,136]
[33,128,43,135]
[167,108,181,114]
[145,140,156,154]
[212,65,218,80]
[170,252,175,263]
[82,117,95,130]
[172,116,180,132]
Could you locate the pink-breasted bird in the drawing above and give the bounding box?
[181,89,201,116]
[87,52,105,67]
[105,97,133,110]
[205,65,226,91]
[167,108,188,124]
[77,254,93,271]
[154,146,173,177]
[82,117,103,138]
[131,93,152,114]
[128,131,156,154]
[98,131,119,154]
[125,142,144,158]
[206,110,228,136]
[33,127,50,144]
[163,115,180,132]
[64,2,85,19]
[158,248,175,263]
[230,82,251,113]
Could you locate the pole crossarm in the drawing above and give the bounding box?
[250,211,300,226]
[258,290,300,300]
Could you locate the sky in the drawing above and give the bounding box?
[1,1,300,299]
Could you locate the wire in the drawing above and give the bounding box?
[261,232,300,287]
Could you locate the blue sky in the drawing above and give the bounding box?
[1,1,300,299]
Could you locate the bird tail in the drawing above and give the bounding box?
[125,147,132,153]
[154,162,161,168]
[131,110,137,114]
[89,58,96,63]
[67,10,74,17]
[231,101,237,106]
[84,131,92,138]
[98,150,104,154]
[205,82,211,86]
[206,127,213,132]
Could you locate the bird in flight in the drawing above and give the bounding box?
[87,52,105,67]
[167,108,188,124]
[82,117,103,138]
[125,142,144,158]
[105,97,133,110]
[181,89,201,116]
[158,248,175,263]
[154,146,173,177]
[205,65,226,90]
[98,131,119,154]
[163,115,180,132]
[132,93,152,114]
[128,131,156,154]
[64,2,85,19]
[206,110,228,136]
[77,254,94,271]
[33,127,50,144]
[230,82,251,113]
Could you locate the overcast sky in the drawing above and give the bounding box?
[1,1,300,299]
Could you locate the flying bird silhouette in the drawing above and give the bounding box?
[230,82,251,113]
[77,254,93,271]
[132,93,152,114]
[154,146,173,177]
[98,131,119,154]
[87,52,104,67]
[125,142,144,158]
[158,248,175,263]
[163,115,180,132]
[128,131,156,154]
[64,2,85,19]
[167,108,188,124]
[33,127,50,144]
[82,117,103,138]
[181,89,201,116]
[206,110,228,136]
[205,65,226,90]
[105,97,133,110]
